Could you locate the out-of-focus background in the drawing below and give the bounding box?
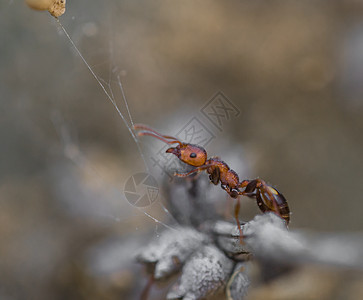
[2,0,363,299]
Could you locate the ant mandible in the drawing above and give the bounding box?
[134,124,290,243]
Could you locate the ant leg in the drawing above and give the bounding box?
[224,192,233,219]
[230,188,239,198]
[209,167,220,185]
[174,164,211,178]
[220,184,235,219]
[174,168,199,178]
[221,184,239,198]
[221,184,233,197]
[234,197,244,244]
[140,274,154,300]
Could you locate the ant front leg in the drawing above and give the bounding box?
[174,164,211,178]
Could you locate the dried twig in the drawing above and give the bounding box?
[213,212,363,271]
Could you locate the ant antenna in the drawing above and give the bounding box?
[137,131,182,146]
[134,124,182,146]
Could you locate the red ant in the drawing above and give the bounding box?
[134,124,290,243]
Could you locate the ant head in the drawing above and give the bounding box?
[133,124,207,167]
[166,144,207,167]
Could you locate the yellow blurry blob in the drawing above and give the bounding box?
[26,0,66,17]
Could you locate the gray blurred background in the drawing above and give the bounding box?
[2,0,363,299]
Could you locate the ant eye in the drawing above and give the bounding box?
[190,153,197,158]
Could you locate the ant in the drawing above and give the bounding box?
[134,124,290,243]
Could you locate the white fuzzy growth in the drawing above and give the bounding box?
[167,245,234,300]
[136,227,208,280]
[243,213,306,260]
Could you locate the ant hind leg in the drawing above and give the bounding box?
[234,197,244,244]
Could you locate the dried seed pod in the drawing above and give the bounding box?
[167,245,234,300]
[209,220,249,256]
[48,0,66,17]
[25,0,66,17]
[136,227,208,280]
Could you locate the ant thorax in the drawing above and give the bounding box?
[206,158,240,188]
